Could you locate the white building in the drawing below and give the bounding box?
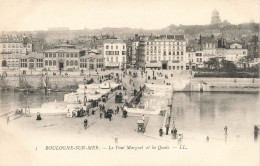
[225,43,247,62]
[103,39,126,69]
[0,41,33,69]
[137,35,187,70]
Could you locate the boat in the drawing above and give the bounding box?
[0,75,9,90]
[14,75,33,92]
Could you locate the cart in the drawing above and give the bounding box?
[115,93,123,103]
[137,120,145,133]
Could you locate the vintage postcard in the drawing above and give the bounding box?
[0,0,259,166]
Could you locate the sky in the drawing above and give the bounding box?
[0,0,259,31]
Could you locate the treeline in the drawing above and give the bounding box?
[194,58,260,78]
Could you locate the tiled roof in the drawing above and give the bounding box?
[175,35,185,40]
[27,52,44,58]
[103,39,125,44]
[44,48,81,53]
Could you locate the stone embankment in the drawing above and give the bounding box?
[1,75,99,90]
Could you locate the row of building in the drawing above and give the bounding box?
[0,34,259,72]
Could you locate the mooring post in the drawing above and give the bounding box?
[254,125,260,142]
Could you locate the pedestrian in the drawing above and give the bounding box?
[173,128,177,139]
[116,106,120,114]
[142,114,145,122]
[100,112,103,119]
[86,108,90,117]
[109,113,112,121]
[165,124,169,135]
[159,128,163,137]
[114,106,117,115]
[224,126,228,135]
[84,119,88,130]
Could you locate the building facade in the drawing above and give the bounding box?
[103,39,126,69]
[137,35,187,70]
[0,37,33,70]
[43,48,83,70]
[225,43,247,63]
[131,41,139,65]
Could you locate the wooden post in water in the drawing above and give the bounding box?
[254,125,260,142]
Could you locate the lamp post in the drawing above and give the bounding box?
[83,76,87,106]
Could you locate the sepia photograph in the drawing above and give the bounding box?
[0,0,259,166]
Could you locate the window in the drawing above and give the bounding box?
[107,57,109,61]
[71,53,74,58]
[70,60,73,66]
[115,51,119,55]
[45,60,48,66]
[49,53,52,58]
[75,53,78,57]
[106,45,109,49]
[122,51,126,55]
[123,57,125,62]
[106,51,110,55]
[111,57,113,62]
[147,56,149,61]
[110,51,114,55]
[181,52,183,55]
[163,51,166,56]
[169,52,171,55]
[45,53,48,58]
[123,45,125,49]
[177,51,179,55]
[49,60,52,66]
[66,60,69,66]
[74,60,78,66]
[116,45,118,49]
[66,53,69,58]
[53,60,56,66]
[116,57,118,62]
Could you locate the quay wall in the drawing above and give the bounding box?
[166,78,260,92]
[2,76,98,89]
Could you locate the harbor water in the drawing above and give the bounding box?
[0,90,259,141]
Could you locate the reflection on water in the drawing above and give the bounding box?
[0,90,259,141]
[172,92,260,140]
[0,91,67,114]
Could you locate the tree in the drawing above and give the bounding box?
[204,58,219,69]
[237,57,247,69]
[221,59,237,73]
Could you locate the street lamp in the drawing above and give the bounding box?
[83,76,87,106]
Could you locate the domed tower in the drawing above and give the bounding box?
[211,9,221,24]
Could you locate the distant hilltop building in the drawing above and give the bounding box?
[211,9,221,24]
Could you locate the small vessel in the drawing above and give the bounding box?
[0,75,9,90]
[14,75,33,92]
